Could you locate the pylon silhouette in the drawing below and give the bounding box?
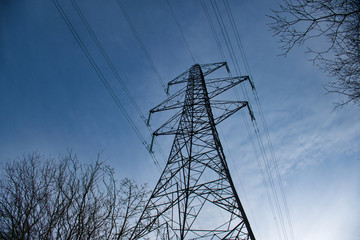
[131,63,256,240]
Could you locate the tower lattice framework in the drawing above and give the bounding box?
[131,63,256,240]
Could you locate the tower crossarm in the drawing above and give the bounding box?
[148,77,253,134]
[133,63,257,240]
[167,62,229,90]
[148,75,253,126]
[211,100,255,124]
[206,76,254,98]
[152,111,182,136]
[151,100,254,137]
[148,86,186,122]
[199,62,230,77]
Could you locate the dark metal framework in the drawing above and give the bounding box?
[131,63,256,240]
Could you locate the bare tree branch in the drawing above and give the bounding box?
[269,0,360,106]
[0,152,150,239]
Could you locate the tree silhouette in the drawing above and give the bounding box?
[0,153,149,239]
[269,0,360,106]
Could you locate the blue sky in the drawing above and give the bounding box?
[1,0,359,239]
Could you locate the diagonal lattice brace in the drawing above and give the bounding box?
[131,63,256,240]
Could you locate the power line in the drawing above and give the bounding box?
[166,0,196,63]
[70,0,166,170]
[222,1,296,239]
[51,0,163,171]
[201,1,294,239]
[218,125,263,240]
[114,0,167,94]
[200,2,280,239]
[200,0,226,61]
[201,2,284,238]
[114,0,197,168]
[70,0,145,124]
[210,0,241,76]
[233,88,284,240]
[220,5,290,240]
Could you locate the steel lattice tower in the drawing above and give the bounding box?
[131,63,256,240]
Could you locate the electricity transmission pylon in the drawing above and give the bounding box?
[131,63,256,240]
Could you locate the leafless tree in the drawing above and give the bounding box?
[0,153,149,239]
[268,0,360,106]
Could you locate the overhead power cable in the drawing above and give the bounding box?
[52,0,162,171]
[166,0,196,63]
[70,0,166,170]
[201,1,294,239]
[222,1,296,239]
[114,0,167,94]
[200,2,277,239]
[218,1,289,238]
[210,0,242,76]
[70,0,146,124]
[200,0,226,61]
[223,0,252,77]
[234,90,284,240]
[201,2,283,239]
[218,126,262,239]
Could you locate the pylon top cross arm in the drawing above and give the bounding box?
[167,62,229,91]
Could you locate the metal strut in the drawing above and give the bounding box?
[131,62,256,240]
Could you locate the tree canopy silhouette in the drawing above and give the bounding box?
[0,153,149,239]
[269,0,360,106]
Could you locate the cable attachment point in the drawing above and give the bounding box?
[247,103,255,121]
[149,133,156,153]
[247,76,255,90]
[166,84,171,95]
[225,63,231,74]
[147,111,152,126]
